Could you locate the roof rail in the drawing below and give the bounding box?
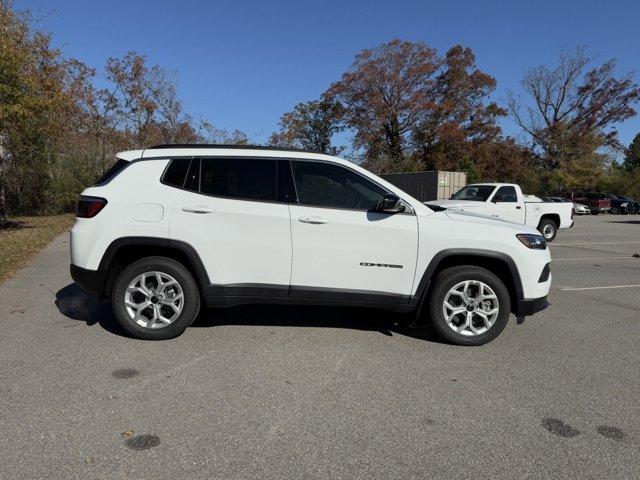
[148,143,322,154]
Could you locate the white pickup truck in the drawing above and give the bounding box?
[428,183,573,241]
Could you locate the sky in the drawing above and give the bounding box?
[16,0,640,151]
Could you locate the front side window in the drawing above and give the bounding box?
[291,161,386,210]
[199,157,277,201]
[493,186,517,202]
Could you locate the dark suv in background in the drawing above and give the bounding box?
[610,195,639,214]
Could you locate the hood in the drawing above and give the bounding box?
[440,209,540,235]
[425,199,487,209]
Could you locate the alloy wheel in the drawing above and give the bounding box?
[124,271,184,329]
[442,280,500,336]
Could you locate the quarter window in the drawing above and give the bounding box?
[291,161,386,210]
[199,158,277,201]
[94,159,129,186]
[162,158,191,188]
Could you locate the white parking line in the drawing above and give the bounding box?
[553,241,640,246]
[557,284,640,291]
[553,256,634,261]
[560,233,624,236]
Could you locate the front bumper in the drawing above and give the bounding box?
[70,264,104,296]
[515,296,549,317]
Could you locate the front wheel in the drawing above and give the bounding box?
[538,218,558,242]
[611,206,620,215]
[112,257,201,340]
[428,266,511,346]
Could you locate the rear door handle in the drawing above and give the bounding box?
[516,206,522,209]
[298,216,329,225]
[182,206,214,214]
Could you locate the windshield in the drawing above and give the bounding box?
[451,185,496,202]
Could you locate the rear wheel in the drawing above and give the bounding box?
[538,218,558,242]
[112,257,200,340]
[611,206,620,215]
[427,266,511,346]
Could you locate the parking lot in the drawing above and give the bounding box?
[0,214,638,479]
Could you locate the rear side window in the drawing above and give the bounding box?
[162,158,191,188]
[94,159,129,185]
[199,158,277,201]
[291,161,386,210]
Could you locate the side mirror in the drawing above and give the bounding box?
[376,194,406,213]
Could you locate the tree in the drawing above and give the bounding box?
[410,45,506,171]
[1,1,247,216]
[198,119,249,145]
[0,0,81,216]
[508,47,640,172]
[269,97,344,154]
[623,132,640,171]
[327,40,504,173]
[105,52,197,148]
[328,39,441,168]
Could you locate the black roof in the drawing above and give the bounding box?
[148,143,321,154]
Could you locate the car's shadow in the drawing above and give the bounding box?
[55,283,440,343]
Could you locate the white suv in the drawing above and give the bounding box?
[70,145,551,345]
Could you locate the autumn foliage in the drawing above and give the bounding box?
[2,1,640,218]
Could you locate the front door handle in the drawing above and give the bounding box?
[182,206,214,214]
[516,206,522,209]
[298,216,329,225]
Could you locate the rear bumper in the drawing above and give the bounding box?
[515,296,549,317]
[70,264,103,296]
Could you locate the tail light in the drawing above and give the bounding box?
[76,196,108,218]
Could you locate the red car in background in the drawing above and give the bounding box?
[573,193,612,215]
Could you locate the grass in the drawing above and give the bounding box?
[0,214,75,286]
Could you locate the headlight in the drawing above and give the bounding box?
[516,233,547,250]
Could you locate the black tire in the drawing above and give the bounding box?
[112,256,200,340]
[538,218,558,242]
[427,266,511,346]
[611,206,620,215]
[591,210,599,215]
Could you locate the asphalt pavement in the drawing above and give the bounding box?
[0,214,639,479]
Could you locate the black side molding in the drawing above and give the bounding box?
[98,236,211,292]
[517,296,549,316]
[70,264,103,296]
[411,248,526,315]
